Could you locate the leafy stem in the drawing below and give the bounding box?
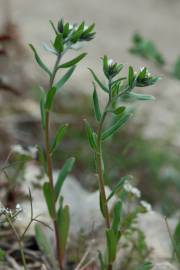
[44,52,64,270]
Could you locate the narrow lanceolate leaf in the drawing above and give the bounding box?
[50,124,68,154]
[43,182,54,218]
[38,145,46,171]
[57,205,70,259]
[55,66,76,91]
[112,201,122,235]
[84,119,97,150]
[106,228,117,264]
[113,106,126,115]
[102,111,132,140]
[35,224,57,270]
[29,44,52,77]
[99,192,106,218]
[128,66,134,88]
[128,92,155,101]
[40,93,46,129]
[54,33,64,52]
[88,68,109,93]
[93,83,101,121]
[98,251,106,270]
[58,53,87,68]
[55,157,75,201]
[45,86,57,110]
[107,175,130,201]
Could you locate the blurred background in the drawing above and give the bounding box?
[0,0,180,216]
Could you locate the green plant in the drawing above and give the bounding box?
[30,19,95,270]
[86,56,160,269]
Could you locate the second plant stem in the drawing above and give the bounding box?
[96,79,113,270]
[44,53,64,270]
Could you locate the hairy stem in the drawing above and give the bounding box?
[44,53,64,270]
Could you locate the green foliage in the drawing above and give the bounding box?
[35,224,57,270]
[55,157,75,201]
[43,182,55,218]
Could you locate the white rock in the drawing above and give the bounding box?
[138,211,177,261]
[151,262,177,270]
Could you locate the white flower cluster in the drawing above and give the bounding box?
[108,58,114,66]
[0,203,22,221]
[11,144,38,159]
[140,67,151,77]
[140,200,152,212]
[123,181,141,198]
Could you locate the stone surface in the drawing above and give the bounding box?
[152,262,177,270]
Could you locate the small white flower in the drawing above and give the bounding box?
[11,144,27,156]
[69,24,74,30]
[11,144,37,159]
[84,25,89,31]
[108,58,114,66]
[28,145,38,158]
[16,204,22,212]
[140,200,152,212]
[140,67,145,72]
[124,181,141,198]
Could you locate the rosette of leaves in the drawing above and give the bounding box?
[85,56,160,270]
[30,19,95,270]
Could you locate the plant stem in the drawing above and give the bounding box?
[6,215,27,270]
[96,79,113,270]
[44,53,64,270]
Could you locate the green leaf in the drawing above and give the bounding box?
[57,205,70,258]
[93,83,101,121]
[54,33,64,52]
[128,66,134,88]
[43,182,54,218]
[50,124,68,154]
[128,92,155,101]
[84,119,97,150]
[55,66,76,91]
[35,224,58,270]
[102,111,132,140]
[45,86,57,110]
[138,67,147,80]
[89,68,109,93]
[29,44,52,77]
[38,144,46,171]
[58,53,87,68]
[55,157,75,201]
[112,200,122,235]
[106,228,117,264]
[40,92,46,129]
[98,251,106,270]
[71,22,84,43]
[113,106,126,115]
[107,175,130,201]
[49,20,58,35]
[99,192,106,218]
